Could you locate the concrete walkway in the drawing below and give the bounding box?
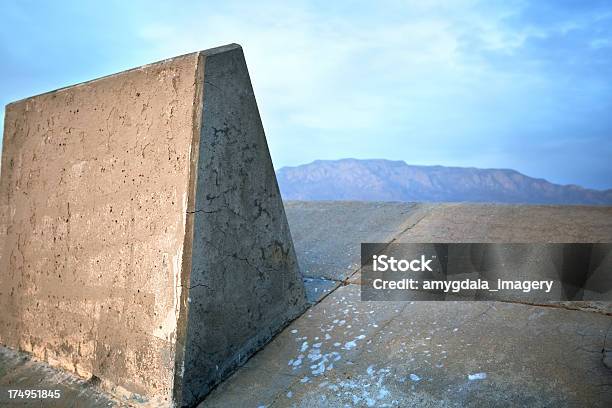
[0,346,121,407]
[202,286,611,407]
[202,202,612,407]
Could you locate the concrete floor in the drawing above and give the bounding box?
[1,202,611,407]
[202,202,612,407]
[0,346,121,407]
[202,285,612,407]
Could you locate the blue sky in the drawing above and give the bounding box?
[1,0,611,189]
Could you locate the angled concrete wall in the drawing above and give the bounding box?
[0,44,306,407]
[177,45,306,407]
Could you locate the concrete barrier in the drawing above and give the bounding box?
[0,44,307,407]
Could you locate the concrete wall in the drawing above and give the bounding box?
[177,45,306,407]
[0,44,306,407]
[0,52,201,404]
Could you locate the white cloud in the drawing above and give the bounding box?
[129,0,573,170]
[4,0,607,186]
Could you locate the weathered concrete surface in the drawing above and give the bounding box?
[200,202,612,407]
[1,50,201,406]
[303,277,339,304]
[178,45,306,407]
[348,203,612,289]
[0,44,306,407]
[394,203,612,243]
[202,285,612,408]
[0,345,122,407]
[284,201,427,281]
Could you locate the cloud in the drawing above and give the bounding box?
[1,0,611,188]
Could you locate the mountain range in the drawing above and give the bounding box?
[276,159,612,205]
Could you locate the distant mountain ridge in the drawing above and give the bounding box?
[276,159,612,205]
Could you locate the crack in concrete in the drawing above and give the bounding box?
[185,283,212,291]
[186,209,220,214]
[497,300,612,317]
[337,204,431,287]
[387,204,431,244]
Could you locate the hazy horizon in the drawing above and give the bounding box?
[277,157,612,191]
[277,158,612,205]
